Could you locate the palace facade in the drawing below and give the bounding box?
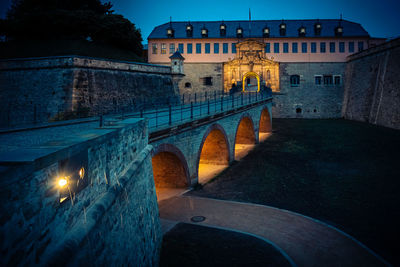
[148,19,384,117]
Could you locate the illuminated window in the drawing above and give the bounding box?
[201,27,208,37]
[320,42,326,53]
[152,43,157,54]
[283,43,289,53]
[330,42,335,53]
[220,23,226,36]
[323,75,333,85]
[298,26,306,37]
[263,27,270,37]
[314,22,322,35]
[196,43,201,54]
[187,43,193,54]
[214,43,219,54]
[292,42,298,53]
[223,43,228,53]
[274,43,279,53]
[315,75,322,85]
[205,43,210,54]
[161,43,166,54]
[279,22,286,36]
[358,41,364,52]
[265,43,270,53]
[290,75,300,87]
[169,43,175,54]
[186,24,193,37]
[349,42,354,53]
[232,43,237,53]
[339,42,345,53]
[236,27,243,38]
[311,42,316,53]
[302,42,307,53]
[335,26,343,36]
[178,43,184,53]
[166,28,174,38]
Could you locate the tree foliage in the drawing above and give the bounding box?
[3,0,143,56]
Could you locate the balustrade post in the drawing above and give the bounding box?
[155,107,158,128]
[190,102,193,119]
[169,105,172,125]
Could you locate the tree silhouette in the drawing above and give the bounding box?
[3,0,142,56]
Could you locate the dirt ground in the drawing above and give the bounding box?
[187,119,400,266]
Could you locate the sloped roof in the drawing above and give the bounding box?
[169,50,185,60]
[148,19,369,39]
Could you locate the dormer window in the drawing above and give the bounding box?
[335,26,343,36]
[201,27,208,37]
[298,26,306,37]
[166,28,174,38]
[279,22,286,36]
[263,27,270,37]
[186,24,193,37]
[314,22,322,36]
[236,27,243,38]
[220,23,226,36]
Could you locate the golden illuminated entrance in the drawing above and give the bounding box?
[223,39,280,93]
[242,72,260,92]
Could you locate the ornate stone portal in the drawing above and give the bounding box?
[223,40,279,92]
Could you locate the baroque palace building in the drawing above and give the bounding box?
[148,19,384,118]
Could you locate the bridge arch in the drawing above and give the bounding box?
[197,123,231,184]
[151,144,190,190]
[259,107,272,142]
[234,114,257,160]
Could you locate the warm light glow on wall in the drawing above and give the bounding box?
[242,72,260,92]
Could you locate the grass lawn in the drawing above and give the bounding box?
[188,119,400,266]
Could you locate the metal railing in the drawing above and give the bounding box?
[118,90,272,131]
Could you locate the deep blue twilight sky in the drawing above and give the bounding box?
[1,0,399,44]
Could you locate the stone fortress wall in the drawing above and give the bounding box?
[0,118,162,266]
[273,62,345,118]
[0,56,178,128]
[342,38,400,129]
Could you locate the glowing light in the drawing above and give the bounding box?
[58,177,68,187]
[242,71,260,92]
[79,167,85,179]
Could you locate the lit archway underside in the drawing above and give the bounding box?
[152,152,187,189]
[235,117,256,160]
[259,108,272,142]
[198,129,229,184]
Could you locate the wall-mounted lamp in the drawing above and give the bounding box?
[57,150,88,204]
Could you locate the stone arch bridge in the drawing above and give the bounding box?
[149,99,272,196]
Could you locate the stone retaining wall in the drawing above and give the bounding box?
[342,38,400,129]
[0,56,177,128]
[0,118,161,266]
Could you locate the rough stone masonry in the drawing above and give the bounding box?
[0,56,179,128]
[0,118,162,266]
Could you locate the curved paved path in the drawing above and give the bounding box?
[158,196,389,267]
